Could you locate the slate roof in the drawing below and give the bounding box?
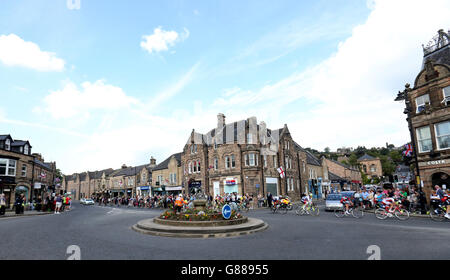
[358,154,376,161]
[33,158,52,171]
[422,44,450,69]
[305,150,321,166]
[11,140,29,147]
[152,152,182,171]
[0,135,12,141]
[329,172,345,182]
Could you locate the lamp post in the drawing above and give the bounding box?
[395,83,422,191]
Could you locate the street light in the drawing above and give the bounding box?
[395,83,422,191]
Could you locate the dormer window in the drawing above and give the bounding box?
[443,86,450,106]
[24,145,29,155]
[5,139,10,150]
[247,133,253,144]
[416,94,430,113]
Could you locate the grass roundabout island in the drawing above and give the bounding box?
[132,201,268,238]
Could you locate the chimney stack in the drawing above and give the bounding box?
[217,113,226,129]
[121,164,127,169]
[150,156,156,167]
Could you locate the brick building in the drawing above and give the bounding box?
[0,134,57,208]
[396,29,450,199]
[181,114,303,200]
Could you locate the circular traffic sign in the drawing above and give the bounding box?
[222,204,232,220]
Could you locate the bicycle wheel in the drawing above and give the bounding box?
[271,205,277,214]
[395,209,410,220]
[282,206,288,214]
[295,205,304,215]
[429,207,445,222]
[352,207,364,218]
[309,206,320,216]
[334,208,345,218]
[375,208,388,220]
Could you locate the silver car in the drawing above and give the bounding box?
[80,198,95,205]
[325,194,343,211]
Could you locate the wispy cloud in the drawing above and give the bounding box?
[140,27,190,54]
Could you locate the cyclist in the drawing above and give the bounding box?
[340,195,352,215]
[300,193,311,210]
[435,185,450,219]
[382,195,395,216]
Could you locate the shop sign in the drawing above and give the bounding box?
[225,179,236,185]
[427,160,446,166]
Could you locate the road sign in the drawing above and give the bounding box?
[222,204,231,220]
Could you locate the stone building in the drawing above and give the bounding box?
[63,158,156,200]
[396,29,450,199]
[151,153,183,196]
[181,114,302,200]
[0,134,57,208]
[295,143,330,199]
[322,157,362,190]
[357,154,383,179]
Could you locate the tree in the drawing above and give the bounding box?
[324,147,330,153]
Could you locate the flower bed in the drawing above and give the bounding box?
[160,208,242,221]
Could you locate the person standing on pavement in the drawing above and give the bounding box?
[267,192,273,208]
[15,194,24,214]
[55,194,63,214]
[0,193,6,215]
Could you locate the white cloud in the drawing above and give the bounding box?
[140,27,189,54]
[0,34,65,71]
[211,0,450,151]
[40,80,140,119]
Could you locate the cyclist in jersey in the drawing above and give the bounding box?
[340,195,352,214]
[435,185,450,219]
[382,196,395,214]
[300,193,311,210]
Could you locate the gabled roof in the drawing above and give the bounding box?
[0,135,12,141]
[358,154,376,161]
[327,158,359,171]
[11,140,31,147]
[153,152,182,171]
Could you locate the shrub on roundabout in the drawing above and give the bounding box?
[159,208,242,221]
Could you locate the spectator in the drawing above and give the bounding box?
[0,193,6,215]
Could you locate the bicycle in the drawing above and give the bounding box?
[375,201,409,220]
[295,202,319,216]
[271,201,288,214]
[232,201,250,213]
[429,203,449,222]
[334,204,364,218]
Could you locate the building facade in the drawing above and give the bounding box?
[181,114,303,200]
[151,153,183,196]
[396,29,450,199]
[357,154,383,179]
[322,157,362,190]
[0,134,57,208]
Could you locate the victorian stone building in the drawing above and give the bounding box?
[357,154,383,179]
[181,114,302,200]
[151,153,183,196]
[396,29,450,199]
[0,134,57,208]
[322,157,362,191]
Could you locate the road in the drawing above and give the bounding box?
[0,203,449,260]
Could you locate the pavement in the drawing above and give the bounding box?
[0,202,449,260]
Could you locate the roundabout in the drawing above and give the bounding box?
[132,196,268,238]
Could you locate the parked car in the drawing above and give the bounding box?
[80,198,95,205]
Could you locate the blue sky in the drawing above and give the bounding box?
[1,0,449,174]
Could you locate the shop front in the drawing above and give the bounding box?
[15,185,29,202]
[188,180,202,195]
[112,189,125,197]
[166,186,183,196]
[265,177,278,196]
[151,186,163,196]
[138,186,150,197]
[0,177,14,208]
[223,178,239,195]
